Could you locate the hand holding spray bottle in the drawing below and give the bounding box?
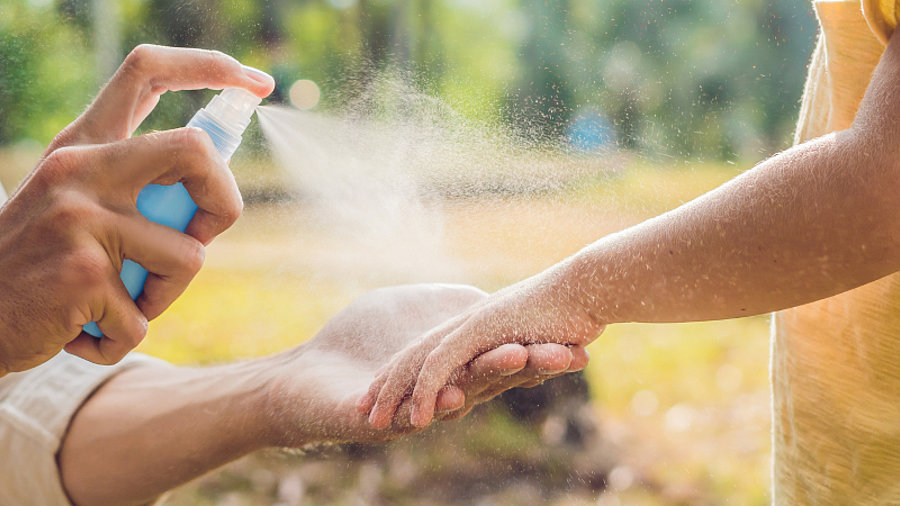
[84,88,261,337]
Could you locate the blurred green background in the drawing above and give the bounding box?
[0,0,815,157]
[0,0,819,504]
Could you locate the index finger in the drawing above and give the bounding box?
[64,45,275,145]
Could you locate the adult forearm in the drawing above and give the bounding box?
[58,360,279,506]
[56,283,563,505]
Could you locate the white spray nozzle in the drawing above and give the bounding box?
[203,88,262,136]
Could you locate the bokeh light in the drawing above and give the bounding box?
[289,79,321,110]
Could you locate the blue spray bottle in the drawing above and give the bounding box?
[84,88,261,337]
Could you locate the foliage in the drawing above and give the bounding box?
[0,1,93,144]
[0,0,816,161]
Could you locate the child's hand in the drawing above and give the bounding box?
[357,273,606,428]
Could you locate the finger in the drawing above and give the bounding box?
[495,347,588,392]
[100,128,232,198]
[463,344,574,405]
[384,386,465,430]
[410,338,573,427]
[185,205,244,247]
[386,395,438,436]
[568,345,590,372]
[357,368,390,414]
[434,386,466,413]
[81,45,274,143]
[450,344,529,397]
[90,129,243,244]
[368,358,422,429]
[409,337,481,428]
[411,338,577,427]
[115,216,206,321]
[525,342,573,375]
[358,313,470,416]
[470,343,530,376]
[64,274,148,365]
[357,396,422,441]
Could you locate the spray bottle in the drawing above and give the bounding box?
[84,88,261,337]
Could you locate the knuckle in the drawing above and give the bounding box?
[164,128,206,173]
[47,125,82,152]
[176,126,214,156]
[38,147,82,184]
[220,192,243,226]
[205,49,240,72]
[181,238,206,275]
[122,44,157,76]
[68,248,110,287]
[172,127,220,174]
[45,190,101,234]
[127,320,149,347]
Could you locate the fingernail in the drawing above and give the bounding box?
[241,64,274,85]
[500,366,525,376]
[538,368,563,375]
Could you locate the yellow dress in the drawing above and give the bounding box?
[773,1,900,502]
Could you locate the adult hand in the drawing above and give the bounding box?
[0,45,275,375]
[264,284,589,445]
[358,272,605,429]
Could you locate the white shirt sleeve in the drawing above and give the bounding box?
[0,352,165,505]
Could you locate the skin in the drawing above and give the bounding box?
[57,284,588,506]
[0,45,275,375]
[360,27,900,428]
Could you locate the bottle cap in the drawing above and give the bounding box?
[203,88,262,136]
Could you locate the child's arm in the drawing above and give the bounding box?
[359,30,900,429]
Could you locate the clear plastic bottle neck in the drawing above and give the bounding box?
[188,88,261,160]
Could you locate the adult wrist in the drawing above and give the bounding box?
[255,349,319,448]
[197,356,292,452]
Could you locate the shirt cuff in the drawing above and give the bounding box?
[0,352,166,505]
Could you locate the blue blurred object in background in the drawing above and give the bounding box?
[567,109,614,152]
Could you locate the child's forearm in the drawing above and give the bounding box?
[564,128,900,325]
[563,32,900,326]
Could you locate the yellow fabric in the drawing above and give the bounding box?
[772,1,900,503]
[862,0,898,43]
